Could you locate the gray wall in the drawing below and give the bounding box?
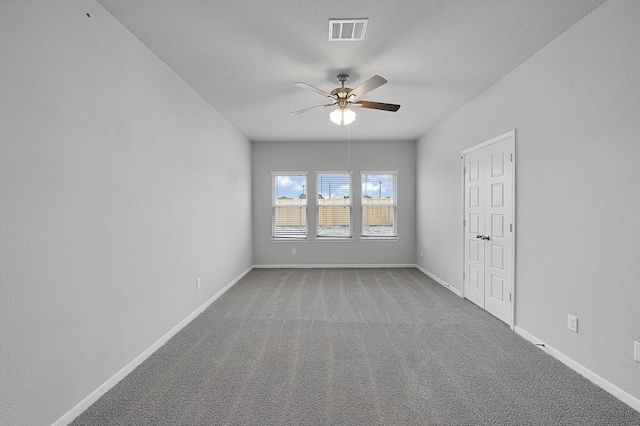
[253,140,416,266]
[0,2,253,425]
[416,0,639,403]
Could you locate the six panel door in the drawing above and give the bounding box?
[463,132,514,325]
[463,148,486,309]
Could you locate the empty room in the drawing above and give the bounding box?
[1,1,639,425]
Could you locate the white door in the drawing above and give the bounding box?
[463,148,485,308]
[463,131,515,326]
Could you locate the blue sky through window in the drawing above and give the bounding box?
[275,175,307,199]
[362,174,394,199]
[275,174,394,199]
[317,174,350,199]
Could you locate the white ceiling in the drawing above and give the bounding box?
[97,0,606,142]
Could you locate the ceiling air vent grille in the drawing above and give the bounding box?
[328,19,368,42]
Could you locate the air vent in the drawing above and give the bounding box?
[328,19,368,42]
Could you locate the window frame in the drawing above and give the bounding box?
[271,171,309,241]
[315,171,353,241]
[360,171,398,240]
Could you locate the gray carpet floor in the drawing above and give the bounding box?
[72,268,640,425]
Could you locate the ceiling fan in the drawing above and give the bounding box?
[292,74,400,126]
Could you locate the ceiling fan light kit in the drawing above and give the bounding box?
[292,74,400,126]
[330,106,356,126]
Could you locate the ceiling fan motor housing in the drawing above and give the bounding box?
[332,74,354,105]
[331,87,352,106]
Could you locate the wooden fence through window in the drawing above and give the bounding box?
[275,198,393,226]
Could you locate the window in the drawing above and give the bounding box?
[272,172,308,239]
[361,172,397,237]
[316,172,352,238]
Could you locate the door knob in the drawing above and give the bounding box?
[476,235,483,239]
[482,235,491,241]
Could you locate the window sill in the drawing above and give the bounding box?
[359,236,399,242]
[271,237,310,243]
[315,237,355,243]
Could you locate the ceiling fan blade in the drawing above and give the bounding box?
[354,100,401,112]
[347,75,387,100]
[294,82,336,99]
[291,103,336,114]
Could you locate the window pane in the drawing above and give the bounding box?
[317,205,351,236]
[272,174,307,238]
[361,173,397,237]
[317,173,351,237]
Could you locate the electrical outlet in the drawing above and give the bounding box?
[291,248,296,255]
[634,341,640,362]
[567,314,578,333]
[196,279,201,290]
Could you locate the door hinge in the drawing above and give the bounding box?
[463,219,466,227]
[509,293,512,302]
[463,166,466,174]
[510,153,513,162]
[510,223,513,232]
[463,271,466,280]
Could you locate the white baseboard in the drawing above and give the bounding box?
[415,265,463,297]
[52,266,253,426]
[515,326,640,413]
[253,263,417,269]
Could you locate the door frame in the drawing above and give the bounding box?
[461,129,516,329]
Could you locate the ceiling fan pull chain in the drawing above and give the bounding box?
[347,124,351,172]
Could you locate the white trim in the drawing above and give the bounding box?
[360,170,398,175]
[460,154,466,300]
[271,171,308,176]
[253,263,416,269]
[415,265,463,297]
[270,238,310,243]
[315,170,353,175]
[52,266,253,426]
[315,237,354,242]
[359,237,399,242]
[515,326,640,413]
[462,129,516,154]
[510,131,517,328]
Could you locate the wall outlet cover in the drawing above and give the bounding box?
[567,314,578,333]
